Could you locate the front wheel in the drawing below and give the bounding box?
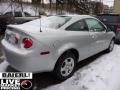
[106,39,114,52]
[53,52,77,81]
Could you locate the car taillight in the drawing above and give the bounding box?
[116,23,120,30]
[22,38,33,49]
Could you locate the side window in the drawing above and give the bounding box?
[66,20,88,31]
[85,18,106,32]
[14,12,22,17]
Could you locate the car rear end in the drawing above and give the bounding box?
[1,26,56,72]
[96,14,120,43]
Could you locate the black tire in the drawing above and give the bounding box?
[53,52,77,81]
[106,39,114,53]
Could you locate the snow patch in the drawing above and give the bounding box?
[0,61,9,72]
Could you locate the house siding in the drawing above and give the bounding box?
[113,0,120,14]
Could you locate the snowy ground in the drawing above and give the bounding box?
[0,45,120,90]
[0,2,39,16]
[0,2,74,16]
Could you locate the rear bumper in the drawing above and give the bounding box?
[1,39,56,73]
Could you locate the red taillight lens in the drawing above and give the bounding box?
[22,38,33,48]
[116,23,120,30]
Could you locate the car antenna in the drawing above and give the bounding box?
[39,12,42,32]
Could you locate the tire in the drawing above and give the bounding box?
[106,39,114,53]
[53,52,77,81]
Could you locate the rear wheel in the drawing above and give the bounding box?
[53,52,77,80]
[106,39,114,52]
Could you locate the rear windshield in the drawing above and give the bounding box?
[96,15,120,23]
[24,16,71,29]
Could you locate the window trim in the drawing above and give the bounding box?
[65,19,89,31]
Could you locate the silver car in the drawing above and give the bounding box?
[1,15,115,80]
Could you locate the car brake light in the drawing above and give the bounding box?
[22,38,33,49]
[116,23,120,30]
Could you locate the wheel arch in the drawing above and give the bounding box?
[54,48,79,70]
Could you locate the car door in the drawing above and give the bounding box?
[66,20,94,61]
[85,18,109,55]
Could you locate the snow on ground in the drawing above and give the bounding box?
[45,45,120,90]
[0,60,8,72]
[0,2,37,16]
[0,2,74,16]
[0,2,54,16]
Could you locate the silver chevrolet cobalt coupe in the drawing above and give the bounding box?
[2,15,115,80]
